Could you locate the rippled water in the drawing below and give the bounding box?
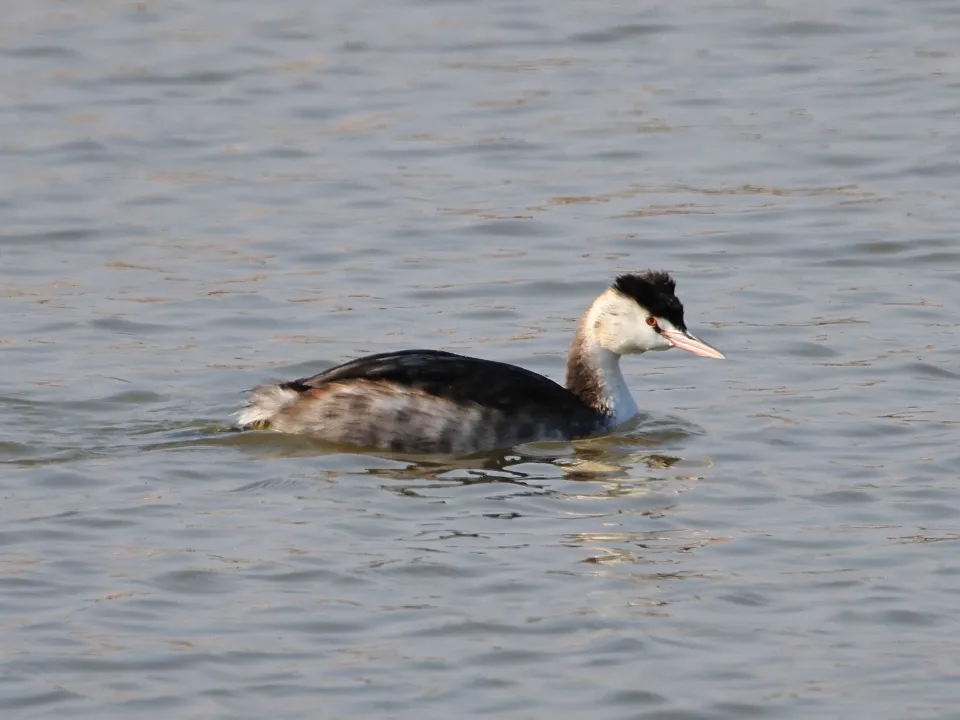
[4,1,960,717]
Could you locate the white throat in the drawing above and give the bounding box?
[582,342,639,425]
[566,301,641,426]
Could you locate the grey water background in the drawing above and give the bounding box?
[3,0,960,717]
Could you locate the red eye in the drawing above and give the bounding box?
[646,316,657,327]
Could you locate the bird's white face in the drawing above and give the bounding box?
[590,290,725,359]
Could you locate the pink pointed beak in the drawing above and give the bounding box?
[661,329,726,359]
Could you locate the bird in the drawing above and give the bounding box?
[237,271,724,454]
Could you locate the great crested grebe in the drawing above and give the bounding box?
[237,271,724,454]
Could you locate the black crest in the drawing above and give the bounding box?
[612,271,686,330]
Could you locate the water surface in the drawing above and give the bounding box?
[3,1,960,718]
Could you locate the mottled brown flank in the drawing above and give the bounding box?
[435,421,457,454]
[261,378,598,453]
[262,380,524,453]
[242,348,612,453]
[325,405,342,423]
[348,393,369,416]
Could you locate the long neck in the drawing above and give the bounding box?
[565,313,639,425]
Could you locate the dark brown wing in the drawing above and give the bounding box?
[288,349,600,422]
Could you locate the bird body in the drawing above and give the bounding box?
[238,272,724,454]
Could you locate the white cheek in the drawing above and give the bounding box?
[598,318,629,354]
[622,323,660,353]
[626,322,652,353]
[646,327,671,352]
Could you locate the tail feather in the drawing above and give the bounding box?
[236,384,301,429]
